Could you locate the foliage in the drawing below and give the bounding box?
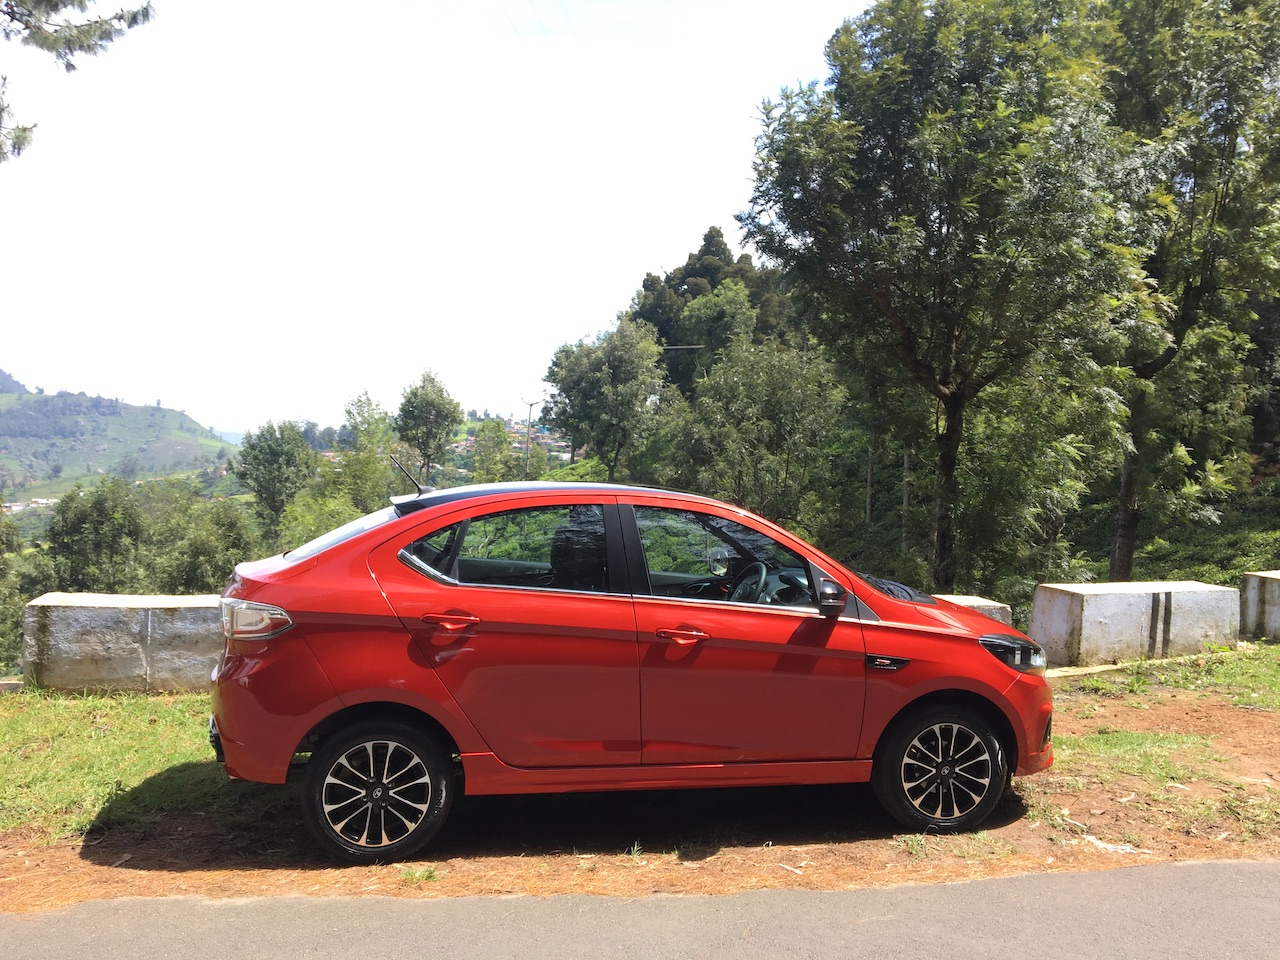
[138,481,263,593]
[46,478,144,592]
[543,319,663,482]
[233,421,317,541]
[277,491,362,554]
[395,371,463,486]
[645,336,845,526]
[1095,0,1280,578]
[740,0,1150,589]
[541,457,610,483]
[1,0,153,161]
[469,418,519,484]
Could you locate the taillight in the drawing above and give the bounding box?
[220,598,294,641]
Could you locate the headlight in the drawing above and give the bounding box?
[979,633,1046,676]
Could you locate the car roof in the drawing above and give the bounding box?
[393,481,691,515]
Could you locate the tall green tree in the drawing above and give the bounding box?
[46,478,143,592]
[653,336,846,526]
[395,371,463,487]
[740,0,1148,590]
[470,418,518,484]
[543,319,662,482]
[1,1,153,161]
[333,391,402,512]
[137,480,263,593]
[1096,0,1280,578]
[233,421,317,541]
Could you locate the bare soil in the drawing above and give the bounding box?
[3,687,1277,913]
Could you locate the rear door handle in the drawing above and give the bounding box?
[420,613,481,631]
[656,626,710,646]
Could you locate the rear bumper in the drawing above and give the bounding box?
[208,714,225,765]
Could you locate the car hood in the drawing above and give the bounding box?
[913,594,1021,637]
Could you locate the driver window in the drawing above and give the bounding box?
[633,506,815,608]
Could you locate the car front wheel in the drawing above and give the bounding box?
[872,706,1007,833]
[301,721,454,864]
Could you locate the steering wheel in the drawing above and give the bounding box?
[727,561,768,604]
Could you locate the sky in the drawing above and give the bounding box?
[3,1,864,435]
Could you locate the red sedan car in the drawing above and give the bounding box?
[211,482,1052,863]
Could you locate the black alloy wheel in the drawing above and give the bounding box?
[301,721,454,864]
[872,706,1007,833]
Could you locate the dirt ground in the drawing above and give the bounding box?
[2,686,1277,913]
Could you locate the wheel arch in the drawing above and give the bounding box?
[872,689,1018,775]
[297,702,465,783]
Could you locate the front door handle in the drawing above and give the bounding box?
[420,613,481,632]
[656,626,710,645]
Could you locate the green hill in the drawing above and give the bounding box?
[0,390,232,500]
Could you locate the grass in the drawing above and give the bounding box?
[1057,642,1280,708]
[0,689,288,840]
[1,643,1277,851]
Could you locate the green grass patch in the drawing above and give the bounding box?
[0,689,288,840]
[1052,727,1220,785]
[1057,642,1280,708]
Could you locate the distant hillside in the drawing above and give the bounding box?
[0,368,28,395]
[0,391,233,499]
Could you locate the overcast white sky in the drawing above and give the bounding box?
[3,1,862,434]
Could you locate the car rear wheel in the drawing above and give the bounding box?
[872,706,1006,833]
[301,721,454,864]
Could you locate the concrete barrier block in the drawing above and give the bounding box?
[24,593,222,693]
[1241,571,1280,640]
[935,594,1013,626]
[1029,581,1239,667]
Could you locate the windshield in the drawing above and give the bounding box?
[286,505,401,561]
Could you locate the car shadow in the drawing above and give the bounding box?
[78,760,1032,872]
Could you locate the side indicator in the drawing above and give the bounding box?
[866,654,911,672]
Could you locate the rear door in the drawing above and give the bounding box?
[368,494,641,768]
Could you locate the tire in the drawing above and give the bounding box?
[872,706,1007,833]
[301,720,455,864]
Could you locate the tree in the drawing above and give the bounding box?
[233,421,317,540]
[740,0,1149,590]
[1,1,154,161]
[665,279,756,397]
[138,481,263,593]
[543,319,662,482]
[653,336,846,526]
[1095,0,1280,578]
[470,418,518,484]
[277,491,361,553]
[332,392,402,512]
[395,371,462,486]
[46,478,144,592]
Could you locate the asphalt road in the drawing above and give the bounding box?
[1,861,1275,960]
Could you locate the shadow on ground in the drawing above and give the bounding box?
[78,760,1030,872]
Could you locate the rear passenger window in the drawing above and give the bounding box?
[400,504,610,593]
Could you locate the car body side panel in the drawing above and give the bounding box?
[634,598,867,763]
[854,615,1053,772]
[211,630,340,784]
[457,754,875,795]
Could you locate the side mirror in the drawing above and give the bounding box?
[817,577,847,618]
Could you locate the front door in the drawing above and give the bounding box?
[628,503,866,765]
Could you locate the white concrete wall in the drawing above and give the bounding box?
[1241,571,1280,640]
[1029,581,1239,667]
[934,594,1013,626]
[24,593,221,693]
